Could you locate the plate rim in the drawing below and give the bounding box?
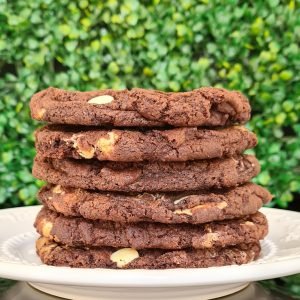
[0,205,299,287]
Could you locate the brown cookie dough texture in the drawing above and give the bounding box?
[36,237,261,269]
[32,155,260,192]
[35,125,257,162]
[34,208,268,250]
[30,87,251,127]
[39,183,272,224]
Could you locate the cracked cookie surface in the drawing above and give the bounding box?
[30,87,251,127]
[36,237,261,269]
[32,155,260,192]
[35,125,257,162]
[39,183,272,224]
[35,207,268,250]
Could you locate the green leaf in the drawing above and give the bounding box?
[58,24,71,36]
[279,70,294,81]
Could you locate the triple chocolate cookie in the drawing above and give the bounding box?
[35,208,268,250]
[39,183,272,224]
[35,125,257,162]
[30,87,251,127]
[32,155,260,192]
[36,237,261,269]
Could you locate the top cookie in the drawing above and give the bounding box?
[30,87,251,127]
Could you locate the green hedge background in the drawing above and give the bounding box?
[0,0,299,297]
[1,0,299,208]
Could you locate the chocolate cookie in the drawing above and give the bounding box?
[36,237,261,269]
[32,155,260,192]
[35,208,268,250]
[39,183,272,224]
[30,87,250,127]
[35,125,257,162]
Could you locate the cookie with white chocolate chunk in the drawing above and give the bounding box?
[36,237,261,269]
[34,125,257,162]
[30,86,251,127]
[34,207,268,250]
[38,183,272,224]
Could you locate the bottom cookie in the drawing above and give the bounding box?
[36,237,261,269]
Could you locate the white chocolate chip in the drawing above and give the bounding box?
[36,237,47,250]
[71,134,95,159]
[174,208,193,216]
[36,237,57,255]
[110,248,139,268]
[97,132,119,156]
[87,95,114,105]
[173,196,190,205]
[202,232,219,248]
[243,221,255,226]
[78,146,95,159]
[174,201,227,216]
[174,204,210,215]
[216,201,227,209]
[234,125,247,131]
[191,202,228,211]
[53,185,64,194]
[35,108,46,120]
[41,220,53,238]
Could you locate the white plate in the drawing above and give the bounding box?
[0,206,299,300]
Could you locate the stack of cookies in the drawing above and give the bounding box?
[30,87,271,269]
